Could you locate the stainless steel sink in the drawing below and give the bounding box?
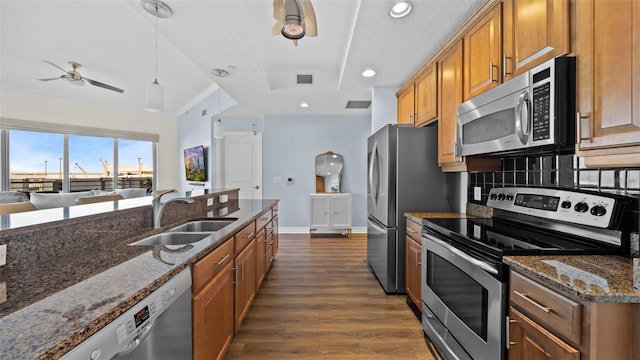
[128,232,211,246]
[168,219,237,233]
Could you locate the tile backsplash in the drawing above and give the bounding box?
[468,154,640,205]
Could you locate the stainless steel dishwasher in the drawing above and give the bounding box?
[61,267,192,360]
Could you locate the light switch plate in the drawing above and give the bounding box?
[207,198,214,206]
[474,186,482,201]
[273,177,282,183]
[0,244,6,267]
[207,211,214,218]
[0,282,6,303]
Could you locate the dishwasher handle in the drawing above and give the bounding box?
[115,320,156,357]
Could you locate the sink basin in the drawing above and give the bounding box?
[129,232,211,246]
[168,219,237,233]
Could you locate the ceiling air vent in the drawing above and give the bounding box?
[296,74,313,85]
[346,100,371,109]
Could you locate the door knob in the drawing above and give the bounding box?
[254,185,260,189]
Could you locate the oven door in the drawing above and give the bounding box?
[455,71,531,157]
[421,232,505,360]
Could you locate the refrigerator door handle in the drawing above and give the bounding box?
[368,141,380,206]
[368,216,387,233]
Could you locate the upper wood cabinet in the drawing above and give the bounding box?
[414,63,438,126]
[438,41,465,168]
[575,0,640,167]
[397,84,415,125]
[463,4,502,101]
[502,0,570,80]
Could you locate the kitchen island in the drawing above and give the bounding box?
[0,190,278,359]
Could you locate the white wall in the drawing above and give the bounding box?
[0,89,180,190]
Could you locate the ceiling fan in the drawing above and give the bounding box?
[272,0,317,46]
[38,60,124,93]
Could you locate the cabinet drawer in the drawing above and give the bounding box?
[406,219,421,241]
[256,210,272,231]
[510,271,582,344]
[235,221,256,255]
[193,239,234,293]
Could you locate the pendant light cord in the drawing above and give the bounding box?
[154,4,158,83]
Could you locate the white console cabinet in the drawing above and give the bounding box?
[309,193,352,236]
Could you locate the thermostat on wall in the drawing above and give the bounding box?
[287,177,294,184]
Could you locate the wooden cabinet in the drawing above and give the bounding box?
[575,0,640,167]
[509,307,579,360]
[255,227,266,289]
[414,63,438,126]
[502,0,570,81]
[508,269,633,360]
[234,238,256,332]
[235,220,256,255]
[192,240,234,360]
[405,218,422,309]
[463,4,502,101]
[309,193,352,235]
[397,84,415,125]
[271,210,279,258]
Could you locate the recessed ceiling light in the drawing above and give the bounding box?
[390,1,412,18]
[300,102,310,108]
[362,68,376,78]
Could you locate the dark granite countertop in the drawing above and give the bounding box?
[0,198,277,360]
[504,255,640,303]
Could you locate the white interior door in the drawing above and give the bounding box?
[221,132,262,199]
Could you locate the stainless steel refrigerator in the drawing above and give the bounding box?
[367,124,450,294]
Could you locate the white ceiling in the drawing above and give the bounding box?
[0,0,483,117]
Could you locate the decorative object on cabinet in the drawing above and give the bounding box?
[315,151,344,193]
[309,193,351,237]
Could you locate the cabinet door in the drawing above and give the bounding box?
[415,64,438,126]
[255,228,266,290]
[330,195,351,228]
[310,196,331,227]
[438,41,464,167]
[508,307,579,360]
[405,236,421,309]
[193,262,234,360]
[464,5,502,100]
[503,0,570,80]
[234,239,256,332]
[576,0,640,165]
[397,84,415,125]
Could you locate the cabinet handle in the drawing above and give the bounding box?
[489,62,498,83]
[407,227,416,233]
[577,112,592,142]
[246,231,255,239]
[215,254,230,266]
[503,54,513,77]
[513,290,551,313]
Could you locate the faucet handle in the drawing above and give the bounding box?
[152,189,177,198]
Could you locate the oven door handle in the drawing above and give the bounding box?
[426,234,498,275]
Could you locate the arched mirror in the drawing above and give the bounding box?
[315,151,344,193]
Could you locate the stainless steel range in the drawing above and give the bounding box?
[420,186,636,360]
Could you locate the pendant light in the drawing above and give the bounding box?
[143,0,173,112]
[213,89,225,139]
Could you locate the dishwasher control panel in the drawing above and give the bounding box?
[60,268,192,360]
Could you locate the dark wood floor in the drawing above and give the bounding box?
[223,234,440,360]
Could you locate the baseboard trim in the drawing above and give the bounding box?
[279,227,367,234]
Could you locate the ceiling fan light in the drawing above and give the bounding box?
[281,21,305,39]
[390,1,412,18]
[145,80,164,112]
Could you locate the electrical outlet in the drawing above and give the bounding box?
[273,177,282,183]
[207,211,214,218]
[0,282,6,303]
[0,244,6,267]
[473,186,482,201]
[207,198,214,206]
[219,195,228,203]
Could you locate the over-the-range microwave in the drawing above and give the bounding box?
[455,56,576,157]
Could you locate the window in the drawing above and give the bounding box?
[69,135,114,191]
[118,139,153,190]
[9,130,63,192]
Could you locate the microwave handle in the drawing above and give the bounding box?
[515,90,531,145]
[455,119,462,157]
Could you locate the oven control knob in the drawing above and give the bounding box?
[561,201,572,209]
[489,193,497,200]
[506,194,514,201]
[590,205,607,217]
[497,193,506,201]
[574,202,589,213]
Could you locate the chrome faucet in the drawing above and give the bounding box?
[152,192,194,228]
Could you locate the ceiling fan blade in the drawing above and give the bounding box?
[273,0,284,22]
[42,59,68,73]
[83,77,124,93]
[38,75,66,81]
[272,21,281,36]
[299,0,317,37]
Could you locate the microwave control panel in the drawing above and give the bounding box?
[532,82,551,141]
